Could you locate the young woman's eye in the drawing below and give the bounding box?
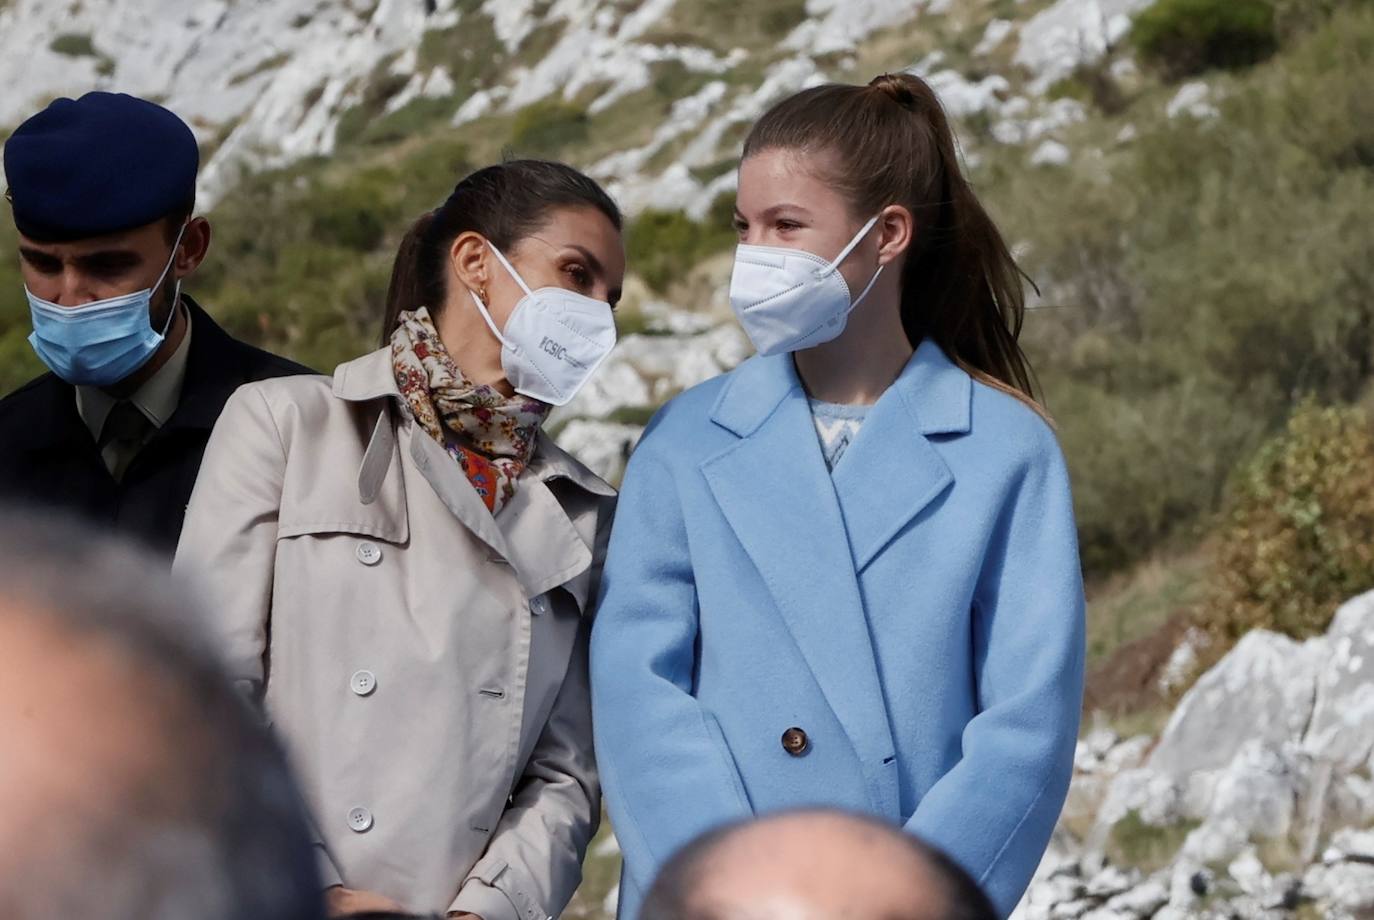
[564,264,590,288]
[732,219,748,234]
[777,220,802,232]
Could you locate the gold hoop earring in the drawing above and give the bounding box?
[478,287,488,304]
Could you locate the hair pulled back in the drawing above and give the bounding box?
[743,73,1039,405]
[381,159,622,344]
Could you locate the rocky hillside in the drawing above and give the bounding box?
[0,0,1148,214]
[0,0,1197,488]
[2,1,1372,917]
[1020,589,1374,919]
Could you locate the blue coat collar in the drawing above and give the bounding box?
[708,338,972,439]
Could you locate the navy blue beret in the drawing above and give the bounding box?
[3,92,199,242]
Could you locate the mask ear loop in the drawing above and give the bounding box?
[821,214,886,315]
[485,242,535,297]
[153,222,190,338]
[821,214,882,276]
[847,264,886,313]
[466,241,531,351]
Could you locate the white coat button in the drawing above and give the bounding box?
[530,595,549,616]
[350,670,377,696]
[355,541,382,566]
[347,807,373,833]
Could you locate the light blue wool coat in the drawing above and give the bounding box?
[590,340,1086,919]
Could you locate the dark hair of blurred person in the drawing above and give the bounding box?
[0,509,323,920]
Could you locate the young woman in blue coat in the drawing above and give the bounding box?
[590,72,1086,919]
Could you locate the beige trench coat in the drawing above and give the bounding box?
[174,347,615,920]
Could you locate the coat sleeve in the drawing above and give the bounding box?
[904,427,1086,918]
[172,384,343,889]
[449,616,601,920]
[174,384,282,695]
[589,436,754,896]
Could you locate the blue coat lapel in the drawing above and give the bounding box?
[831,340,969,573]
[701,354,899,816]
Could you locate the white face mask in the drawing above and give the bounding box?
[728,214,884,357]
[468,242,618,407]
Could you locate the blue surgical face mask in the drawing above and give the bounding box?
[26,224,186,387]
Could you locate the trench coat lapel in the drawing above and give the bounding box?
[333,348,509,563]
[830,340,968,573]
[333,348,614,607]
[500,435,615,609]
[701,353,899,815]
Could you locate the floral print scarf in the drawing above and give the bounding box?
[390,307,549,514]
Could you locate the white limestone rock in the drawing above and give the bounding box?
[1014,0,1156,94]
[1031,139,1072,166]
[1302,590,1374,769]
[1166,81,1220,120]
[975,19,1016,57]
[553,420,642,482]
[1101,876,1169,914]
[1147,630,1325,779]
[783,0,930,57]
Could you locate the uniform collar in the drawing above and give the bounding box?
[709,337,973,439]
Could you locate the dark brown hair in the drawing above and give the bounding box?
[742,73,1041,408]
[381,159,622,344]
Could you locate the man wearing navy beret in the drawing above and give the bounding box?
[0,92,310,558]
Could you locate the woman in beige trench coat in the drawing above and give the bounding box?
[174,161,627,920]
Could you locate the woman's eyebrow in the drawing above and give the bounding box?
[759,203,813,221]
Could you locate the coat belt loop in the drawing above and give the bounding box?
[357,407,395,506]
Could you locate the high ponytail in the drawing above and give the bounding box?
[379,159,623,346]
[743,73,1043,414]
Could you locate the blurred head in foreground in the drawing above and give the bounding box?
[641,809,997,920]
[0,510,322,920]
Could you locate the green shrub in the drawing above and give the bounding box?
[626,196,736,293]
[0,325,43,396]
[605,405,658,427]
[1204,401,1374,640]
[306,184,389,251]
[50,33,96,57]
[1006,6,1374,576]
[333,62,412,148]
[1108,811,1200,872]
[509,99,589,156]
[1132,0,1279,79]
[639,0,808,53]
[1275,0,1374,38]
[1046,61,1129,115]
[0,218,42,395]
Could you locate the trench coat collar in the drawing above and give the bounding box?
[330,347,611,607]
